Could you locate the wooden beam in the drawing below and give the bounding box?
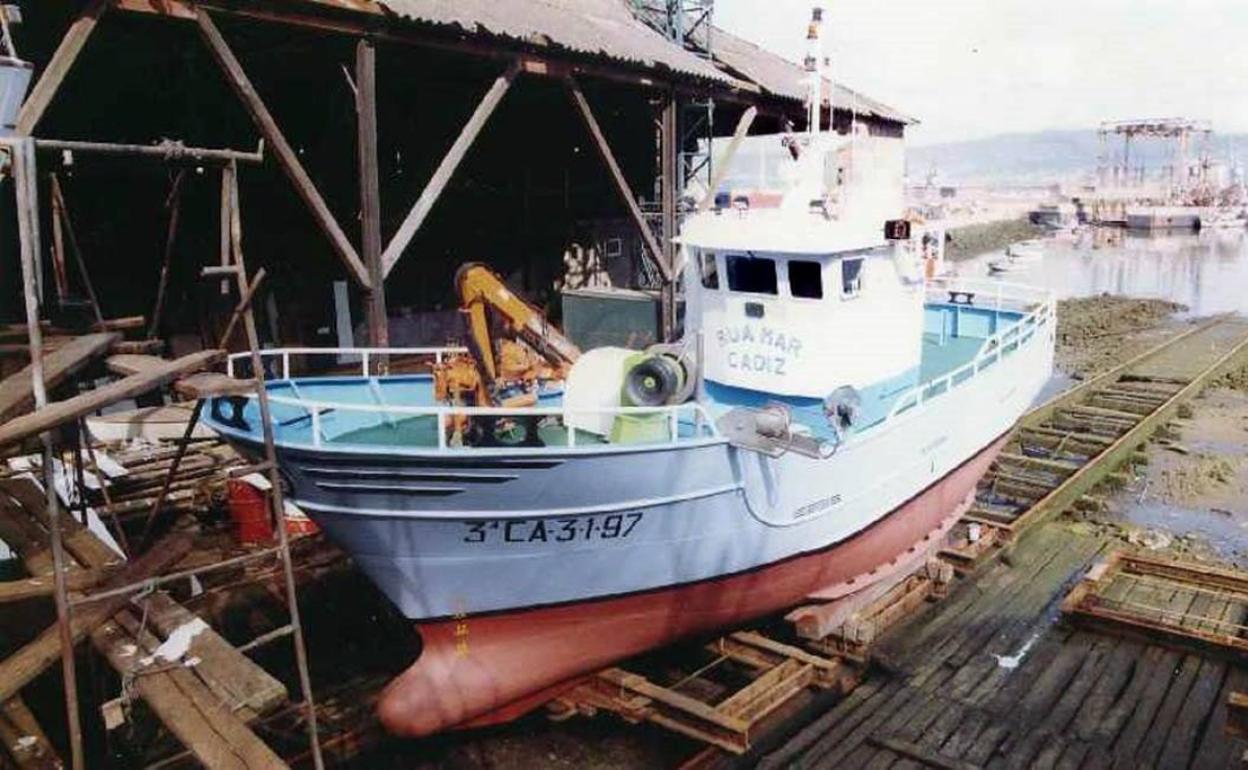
[0,533,192,707]
[0,332,119,423]
[356,39,388,347]
[195,10,372,289]
[0,567,116,604]
[15,0,109,135]
[699,106,758,212]
[380,59,521,278]
[0,697,61,770]
[0,350,222,449]
[564,76,672,283]
[217,267,267,349]
[148,169,188,338]
[49,175,106,329]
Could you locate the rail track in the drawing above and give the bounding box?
[944,315,1248,569]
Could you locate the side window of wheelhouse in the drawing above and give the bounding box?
[788,260,823,299]
[699,251,719,289]
[726,254,778,295]
[841,257,864,297]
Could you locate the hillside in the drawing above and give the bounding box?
[908,129,1248,185]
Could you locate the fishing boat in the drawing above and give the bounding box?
[201,24,1055,740]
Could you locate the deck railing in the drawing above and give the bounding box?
[275,399,718,450]
[225,346,467,380]
[218,346,717,450]
[885,277,1055,419]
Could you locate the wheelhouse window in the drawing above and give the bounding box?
[841,257,864,297]
[788,260,823,299]
[726,254,778,295]
[699,251,719,289]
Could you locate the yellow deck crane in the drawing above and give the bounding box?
[433,264,582,444]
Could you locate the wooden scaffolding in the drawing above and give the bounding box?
[2,132,326,769]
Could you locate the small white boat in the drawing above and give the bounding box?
[1005,240,1044,261]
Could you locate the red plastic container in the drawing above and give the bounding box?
[227,478,274,544]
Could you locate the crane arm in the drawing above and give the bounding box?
[454,263,581,386]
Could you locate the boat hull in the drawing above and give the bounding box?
[375,431,1008,736]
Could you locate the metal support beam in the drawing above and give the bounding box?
[659,92,678,341]
[195,10,372,289]
[16,0,108,136]
[355,38,388,350]
[565,76,672,284]
[380,59,521,278]
[225,163,326,770]
[34,138,264,165]
[11,138,86,770]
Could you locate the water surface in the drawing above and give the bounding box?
[956,228,1248,316]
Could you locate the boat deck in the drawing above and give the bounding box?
[208,299,1033,452]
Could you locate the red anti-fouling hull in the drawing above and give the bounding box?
[377,434,1008,737]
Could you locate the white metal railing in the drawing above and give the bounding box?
[259,395,718,451]
[225,346,468,380]
[216,346,717,450]
[885,278,1056,420]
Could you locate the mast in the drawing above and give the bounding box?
[804,6,824,135]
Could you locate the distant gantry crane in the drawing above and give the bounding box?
[1097,118,1213,203]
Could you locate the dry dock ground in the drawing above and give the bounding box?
[756,520,1247,769]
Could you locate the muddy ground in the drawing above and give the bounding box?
[1053,294,1188,379]
[1055,298,1248,569]
[945,218,1045,262]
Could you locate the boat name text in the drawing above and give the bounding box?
[715,325,804,376]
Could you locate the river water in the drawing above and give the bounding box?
[955,227,1248,316]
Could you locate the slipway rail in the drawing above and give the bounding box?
[944,314,1248,569]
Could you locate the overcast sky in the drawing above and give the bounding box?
[714,0,1248,145]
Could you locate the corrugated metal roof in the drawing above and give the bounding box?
[376,0,735,86]
[710,25,915,125]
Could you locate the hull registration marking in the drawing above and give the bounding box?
[463,513,644,544]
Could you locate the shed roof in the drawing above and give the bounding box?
[709,25,915,125]
[375,0,735,86]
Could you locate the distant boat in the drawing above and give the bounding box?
[1005,240,1044,261]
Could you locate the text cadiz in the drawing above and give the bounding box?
[716,325,803,375]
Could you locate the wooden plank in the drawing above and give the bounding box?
[174,372,255,399]
[0,332,119,421]
[866,735,982,770]
[0,533,191,706]
[0,696,61,770]
[0,566,115,603]
[564,76,672,283]
[380,60,520,278]
[1155,658,1227,769]
[140,593,287,720]
[195,11,370,289]
[95,614,287,770]
[15,0,110,135]
[0,350,222,448]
